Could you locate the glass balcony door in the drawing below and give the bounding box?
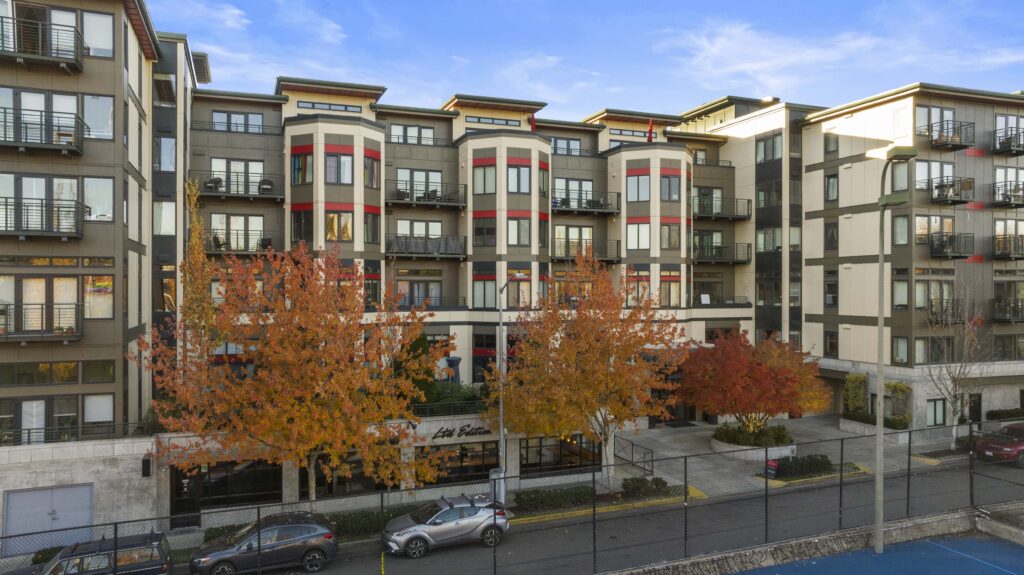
[21,400,45,445]
[18,91,45,144]
[19,176,45,230]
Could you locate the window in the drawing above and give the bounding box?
[609,128,651,137]
[824,132,839,153]
[660,224,680,250]
[790,226,802,251]
[926,398,946,427]
[626,175,650,202]
[82,12,114,57]
[520,435,600,475]
[756,228,783,252]
[892,215,909,246]
[757,182,782,208]
[508,278,531,309]
[292,154,313,185]
[755,133,783,163]
[892,336,908,364]
[466,115,520,126]
[660,277,681,307]
[325,212,353,242]
[893,162,909,192]
[824,331,838,358]
[324,154,351,185]
[507,165,530,194]
[824,222,839,251]
[364,156,381,188]
[914,160,954,189]
[553,178,594,208]
[153,137,175,172]
[82,95,114,140]
[627,223,650,250]
[824,174,839,202]
[153,202,175,236]
[83,394,114,432]
[389,124,437,145]
[893,279,908,310]
[507,218,530,247]
[789,280,801,306]
[83,360,115,383]
[660,175,680,201]
[291,211,313,246]
[694,149,707,164]
[211,111,228,131]
[473,218,496,247]
[83,178,113,221]
[419,441,499,483]
[364,212,379,243]
[473,280,496,308]
[297,101,361,113]
[473,165,496,195]
[551,137,581,156]
[539,219,548,248]
[824,270,838,308]
[83,275,113,319]
[916,105,954,135]
[756,271,782,307]
[539,168,549,198]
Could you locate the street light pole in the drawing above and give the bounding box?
[497,272,528,478]
[874,146,916,554]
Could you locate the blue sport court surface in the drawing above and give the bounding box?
[740,535,1024,574]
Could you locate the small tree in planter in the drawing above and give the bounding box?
[677,331,829,440]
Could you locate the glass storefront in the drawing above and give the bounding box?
[170,460,282,518]
[520,434,600,476]
[419,440,499,483]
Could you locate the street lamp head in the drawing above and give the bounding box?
[886,146,917,162]
[509,272,528,280]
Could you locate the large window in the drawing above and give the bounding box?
[660,275,681,308]
[507,277,531,309]
[893,279,908,310]
[660,175,680,201]
[84,275,113,319]
[82,95,114,140]
[756,228,783,253]
[420,441,499,483]
[507,165,530,194]
[660,224,680,250]
[824,174,839,202]
[292,154,313,185]
[83,178,113,221]
[83,394,114,433]
[389,124,437,145]
[626,175,650,202]
[325,212,353,242]
[507,218,530,247]
[824,222,839,250]
[82,12,114,58]
[755,133,784,163]
[627,223,650,250]
[893,215,909,246]
[153,202,175,236]
[292,211,313,246]
[325,154,352,185]
[551,137,581,156]
[824,270,838,308]
[473,165,496,195]
[212,111,264,133]
[364,155,381,188]
[153,137,175,172]
[519,435,600,475]
[83,360,115,383]
[926,398,947,427]
[824,132,839,153]
[364,212,379,243]
[824,331,838,358]
[473,280,496,308]
[473,218,496,247]
[892,336,908,365]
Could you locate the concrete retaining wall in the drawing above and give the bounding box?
[709,438,796,461]
[838,418,910,444]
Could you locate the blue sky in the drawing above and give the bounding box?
[149,0,1024,120]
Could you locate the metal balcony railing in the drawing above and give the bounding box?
[0,422,153,447]
[920,120,975,150]
[928,232,974,259]
[411,400,486,418]
[694,158,734,167]
[551,239,620,261]
[0,198,86,238]
[691,243,752,264]
[385,234,467,258]
[0,301,83,341]
[926,298,965,325]
[192,170,284,199]
[384,180,466,208]
[550,146,598,157]
[0,16,84,71]
[994,181,1024,208]
[206,229,280,254]
[550,191,620,214]
[386,134,452,146]
[190,121,282,135]
[691,295,752,307]
[994,235,1024,260]
[691,197,752,220]
[396,296,466,309]
[919,176,975,205]
[993,298,1024,323]
[0,107,84,154]
[994,127,1024,156]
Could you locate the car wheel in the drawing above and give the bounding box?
[211,562,235,575]
[302,549,326,573]
[482,526,503,548]
[404,537,428,559]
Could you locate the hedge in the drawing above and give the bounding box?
[843,410,909,430]
[32,546,64,565]
[513,485,594,513]
[621,476,670,499]
[774,454,833,479]
[712,424,793,447]
[987,408,1024,421]
[327,502,422,540]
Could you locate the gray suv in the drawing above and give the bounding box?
[384,495,513,558]
[189,512,337,575]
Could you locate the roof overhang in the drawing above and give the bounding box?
[275,77,387,101]
[371,103,459,119]
[534,117,605,132]
[663,129,728,144]
[679,95,776,122]
[194,89,287,104]
[192,51,211,84]
[805,82,1024,125]
[582,108,681,126]
[440,94,546,113]
[123,0,160,60]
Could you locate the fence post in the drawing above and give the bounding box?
[906,428,913,518]
[838,438,845,530]
[256,506,262,575]
[379,492,385,548]
[492,477,498,575]
[112,522,118,575]
[969,424,975,508]
[683,456,689,558]
[763,447,769,544]
[592,461,597,574]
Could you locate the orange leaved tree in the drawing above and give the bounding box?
[486,251,686,475]
[677,330,828,434]
[135,189,450,500]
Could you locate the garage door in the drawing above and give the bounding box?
[2,484,92,558]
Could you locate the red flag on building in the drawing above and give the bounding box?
[647,118,654,142]
[530,114,536,132]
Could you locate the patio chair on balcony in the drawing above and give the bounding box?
[258,179,273,195]
[205,177,223,193]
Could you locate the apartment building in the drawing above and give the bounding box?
[802,83,1024,427]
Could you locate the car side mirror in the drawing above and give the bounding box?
[431,519,443,526]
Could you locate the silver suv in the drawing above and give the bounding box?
[383,495,513,558]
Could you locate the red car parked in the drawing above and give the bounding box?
[976,423,1024,466]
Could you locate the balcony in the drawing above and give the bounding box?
[994,235,1024,260]
[551,147,598,157]
[0,16,84,72]
[551,239,620,262]
[190,121,282,135]
[994,128,1024,156]
[397,295,467,310]
[993,182,1024,208]
[993,299,1024,323]
[920,120,975,150]
[550,191,620,214]
[205,229,281,255]
[925,298,965,325]
[690,295,752,308]
[0,198,86,239]
[691,197,752,221]
[193,170,284,201]
[384,180,466,209]
[0,302,83,342]
[928,232,974,259]
[691,243,752,264]
[694,159,733,167]
[412,400,486,418]
[919,176,975,205]
[387,134,453,147]
[386,234,467,259]
[0,108,84,155]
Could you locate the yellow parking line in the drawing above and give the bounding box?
[912,455,942,466]
[512,487,706,526]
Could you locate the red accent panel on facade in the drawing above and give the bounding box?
[473,274,497,281]
[626,216,651,224]
[966,201,985,210]
[539,212,550,221]
[685,218,692,226]
[473,157,497,167]
[473,210,498,219]
[324,144,354,154]
[291,203,314,212]
[506,157,532,166]
[364,205,381,214]
[539,161,549,171]
[966,148,986,157]
[507,210,532,218]
[364,148,381,160]
[324,202,355,211]
[473,349,497,357]
[291,144,314,155]
[660,167,682,176]
[364,273,381,280]
[660,275,681,281]
[966,255,985,263]
[661,216,682,224]
[626,168,650,176]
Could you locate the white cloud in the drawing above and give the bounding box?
[274,0,346,45]
[149,0,250,30]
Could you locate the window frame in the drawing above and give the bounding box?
[507,218,531,247]
[626,223,650,250]
[626,174,650,202]
[324,154,353,185]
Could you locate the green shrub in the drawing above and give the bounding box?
[204,524,245,543]
[32,546,64,565]
[327,503,422,540]
[987,408,1024,420]
[621,476,672,499]
[843,374,868,414]
[843,410,909,430]
[774,454,833,479]
[649,477,668,491]
[513,485,594,513]
[713,424,793,447]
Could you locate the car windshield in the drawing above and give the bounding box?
[226,522,257,544]
[39,553,62,575]
[412,502,443,524]
[998,426,1024,439]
